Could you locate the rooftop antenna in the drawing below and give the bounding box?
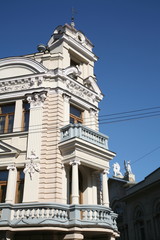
[71,7,77,28]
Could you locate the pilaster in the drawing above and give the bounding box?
[23,151,40,202]
[63,93,71,124]
[26,91,47,158]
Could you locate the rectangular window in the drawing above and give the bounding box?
[70,105,83,124]
[22,102,30,131]
[0,170,8,203]
[15,169,24,203]
[0,103,15,133]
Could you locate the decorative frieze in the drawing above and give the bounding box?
[0,76,44,94]
[66,79,95,103]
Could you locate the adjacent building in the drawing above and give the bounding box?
[0,23,119,240]
[109,163,160,240]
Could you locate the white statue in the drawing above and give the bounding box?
[124,160,132,174]
[113,162,123,177]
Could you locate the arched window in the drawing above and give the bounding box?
[134,206,146,240]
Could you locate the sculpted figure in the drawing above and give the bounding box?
[124,160,132,174]
[113,162,123,177]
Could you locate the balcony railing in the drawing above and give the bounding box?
[0,203,117,230]
[60,124,109,149]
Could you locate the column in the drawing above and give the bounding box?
[64,233,84,240]
[89,108,97,130]
[13,99,23,132]
[70,159,80,204]
[61,164,67,204]
[92,172,97,205]
[102,169,109,207]
[5,165,17,204]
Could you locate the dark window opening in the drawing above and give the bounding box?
[70,59,79,67]
[15,169,24,203]
[22,102,30,131]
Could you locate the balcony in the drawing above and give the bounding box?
[60,124,109,149]
[0,203,118,230]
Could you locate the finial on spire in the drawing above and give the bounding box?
[71,7,77,28]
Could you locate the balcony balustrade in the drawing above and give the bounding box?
[60,124,109,149]
[0,203,117,230]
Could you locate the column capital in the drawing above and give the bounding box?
[70,159,81,166]
[7,164,16,171]
[103,168,110,175]
[26,91,47,108]
[62,93,71,102]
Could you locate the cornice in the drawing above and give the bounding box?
[0,65,102,104]
[62,35,98,62]
[0,57,48,73]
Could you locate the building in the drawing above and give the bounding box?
[109,163,160,240]
[0,22,119,240]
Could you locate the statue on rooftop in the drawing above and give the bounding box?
[124,160,132,174]
[113,162,123,178]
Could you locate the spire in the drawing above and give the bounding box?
[71,7,76,28]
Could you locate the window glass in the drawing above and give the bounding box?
[70,106,82,118]
[0,170,8,203]
[15,169,24,203]
[0,103,15,133]
[70,105,83,124]
[23,102,30,131]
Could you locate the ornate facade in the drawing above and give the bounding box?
[0,23,119,240]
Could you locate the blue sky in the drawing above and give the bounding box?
[0,0,160,182]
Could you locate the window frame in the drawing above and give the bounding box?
[0,103,15,133]
[70,105,83,124]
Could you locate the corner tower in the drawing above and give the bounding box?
[0,23,119,240]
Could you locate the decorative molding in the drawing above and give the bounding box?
[7,164,16,171]
[66,79,95,103]
[70,159,81,166]
[62,93,71,102]
[26,91,47,108]
[103,168,110,175]
[0,76,44,94]
[63,66,81,77]
[24,151,40,179]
